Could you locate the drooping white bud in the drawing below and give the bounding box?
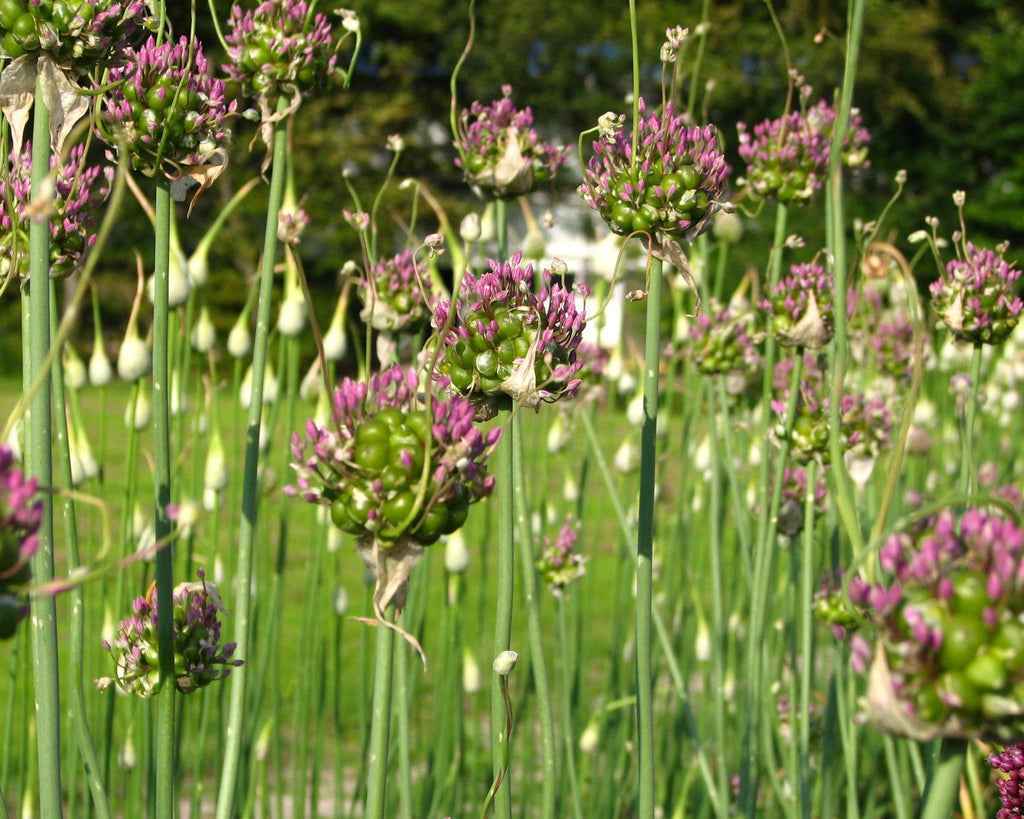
[191,305,216,353]
[227,315,252,359]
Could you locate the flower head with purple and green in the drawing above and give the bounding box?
[96,569,242,698]
[930,241,1023,345]
[431,252,589,416]
[761,261,834,349]
[0,0,149,67]
[0,444,39,640]
[737,96,870,204]
[359,248,437,334]
[845,504,1024,742]
[536,515,586,594]
[687,297,762,396]
[455,85,569,200]
[0,141,112,281]
[101,35,234,176]
[225,0,345,105]
[287,366,499,546]
[579,98,729,242]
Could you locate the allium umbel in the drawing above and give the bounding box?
[0,0,148,65]
[431,252,589,416]
[930,242,1023,345]
[737,98,870,203]
[0,445,39,640]
[846,505,1024,742]
[455,85,569,200]
[96,571,241,697]
[0,142,112,280]
[536,517,586,595]
[762,261,835,349]
[287,366,498,546]
[989,744,1024,818]
[225,0,343,103]
[579,98,729,242]
[359,249,437,334]
[102,36,234,177]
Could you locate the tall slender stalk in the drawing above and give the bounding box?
[364,609,397,819]
[215,99,291,819]
[152,174,178,819]
[635,256,663,819]
[50,284,111,818]
[26,75,63,819]
[489,405,515,819]
[512,421,556,819]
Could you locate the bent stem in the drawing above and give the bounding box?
[635,256,663,819]
[215,98,291,819]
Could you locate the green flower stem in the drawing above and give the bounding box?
[556,597,583,819]
[490,406,515,819]
[742,349,804,817]
[512,420,556,819]
[635,256,664,819]
[919,739,967,819]
[959,343,983,495]
[706,384,731,816]
[152,175,177,819]
[797,458,818,818]
[215,99,291,819]
[50,284,111,819]
[825,0,867,558]
[26,76,63,819]
[394,628,414,819]
[739,198,788,815]
[365,608,397,819]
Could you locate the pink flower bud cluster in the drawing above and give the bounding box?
[580,98,729,242]
[225,0,338,102]
[0,445,39,640]
[0,142,112,280]
[737,99,870,203]
[455,85,569,200]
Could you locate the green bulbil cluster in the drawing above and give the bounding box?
[438,303,538,396]
[328,408,470,546]
[0,0,146,65]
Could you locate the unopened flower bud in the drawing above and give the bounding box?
[277,297,307,337]
[117,334,151,383]
[493,650,518,677]
[444,530,470,573]
[227,317,252,359]
[191,306,216,353]
[462,648,483,693]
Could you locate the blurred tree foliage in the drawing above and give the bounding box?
[2,0,1022,373]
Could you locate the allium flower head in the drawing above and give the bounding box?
[431,252,590,417]
[0,444,39,640]
[536,516,586,594]
[0,0,148,66]
[455,85,569,200]
[0,141,112,281]
[225,0,339,103]
[102,36,235,177]
[737,99,870,203]
[762,261,834,349]
[579,98,730,242]
[846,505,1024,743]
[359,249,437,334]
[687,297,762,395]
[96,570,241,697]
[287,366,499,547]
[930,242,1023,345]
[989,744,1024,818]
[771,354,890,469]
